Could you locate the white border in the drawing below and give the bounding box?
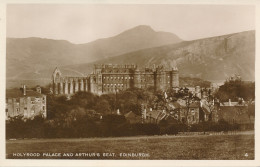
[0,0,259,166]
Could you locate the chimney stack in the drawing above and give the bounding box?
[142,108,147,120]
[116,109,120,115]
[22,85,26,96]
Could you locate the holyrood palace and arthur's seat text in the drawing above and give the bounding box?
[52,64,179,95]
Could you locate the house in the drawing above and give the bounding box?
[218,99,254,130]
[174,99,200,125]
[145,109,167,124]
[124,111,141,124]
[6,85,47,120]
[174,99,216,125]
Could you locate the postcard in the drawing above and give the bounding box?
[0,0,259,166]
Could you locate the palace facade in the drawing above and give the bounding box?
[52,64,179,95]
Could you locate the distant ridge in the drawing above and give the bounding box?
[6,27,255,88]
[63,30,255,82]
[7,25,183,81]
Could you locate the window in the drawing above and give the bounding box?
[43,106,45,110]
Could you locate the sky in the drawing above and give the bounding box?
[6,4,255,44]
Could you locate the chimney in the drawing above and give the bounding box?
[142,108,147,120]
[229,99,231,106]
[22,85,26,96]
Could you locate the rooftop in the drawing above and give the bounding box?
[6,89,45,98]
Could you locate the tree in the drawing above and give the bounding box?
[215,80,255,102]
[94,98,111,114]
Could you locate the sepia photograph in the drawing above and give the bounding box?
[1,1,259,165]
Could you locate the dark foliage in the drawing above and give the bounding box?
[189,119,240,132]
[215,80,255,102]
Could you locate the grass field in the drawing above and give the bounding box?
[6,134,254,160]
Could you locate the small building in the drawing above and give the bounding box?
[146,110,167,124]
[124,111,141,124]
[6,85,47,120]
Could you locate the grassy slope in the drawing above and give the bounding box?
[6,134,254,160]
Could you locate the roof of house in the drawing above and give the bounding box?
[177,99,186,107]
[124,111,139,118]
[220,101,247,107]
[200,99,211,114]
[146,110,167,121]
[167,101,181,110]
[6,89,45,98]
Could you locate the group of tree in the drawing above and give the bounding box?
[6,114,239,139]
[6,77,255,139]
[215,79,255,102]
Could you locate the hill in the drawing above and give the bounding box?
[63,30,255,82]
[6,25,182,80]
[6,29,255,88]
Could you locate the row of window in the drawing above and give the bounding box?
[103,83,124,87]
[103,76,133,80]
[13,106,45,112]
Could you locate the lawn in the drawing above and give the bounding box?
[6,134,254,160]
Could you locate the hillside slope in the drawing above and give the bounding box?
[64,30,255,81]
[6,25,182,79]
[6,30,255,88]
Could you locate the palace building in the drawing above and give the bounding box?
[52,64,179,95]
